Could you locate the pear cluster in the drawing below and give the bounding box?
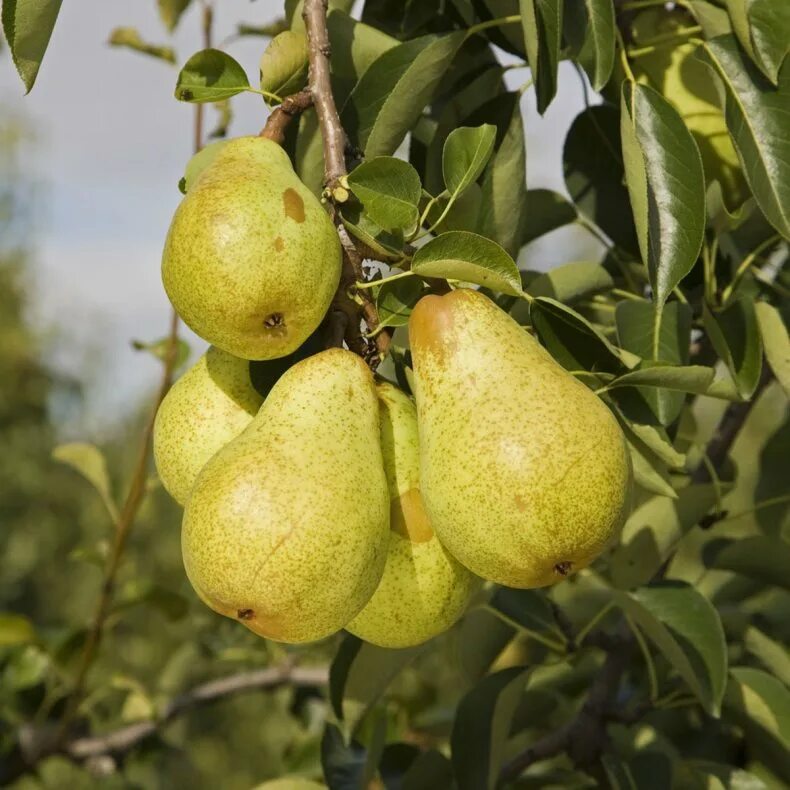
[156,141,631,647]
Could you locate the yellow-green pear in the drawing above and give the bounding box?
[162,136,342,360]
[182,348,389,643]
[153,347,264,506]
[251,780,325,790]
[409,289,632,589]
[347,382,480,648]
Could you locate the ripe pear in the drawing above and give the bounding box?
[348,382,480,648]
[153,346,264,506]
[182,348,389,644]
[252,780,325,790]
[629,10,748,209]
[162,136,342,360]
[409,289,632,589]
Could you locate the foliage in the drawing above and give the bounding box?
[1,0,790,788]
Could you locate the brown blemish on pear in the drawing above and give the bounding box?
[283,187,305,222]
[274,236,284,252]
[391,489,433,543]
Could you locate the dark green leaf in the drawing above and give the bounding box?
[108,28,176,64]
[602,752,674,790]
[376,275,425,328]
[321,723,367,789]
[605,365,715,394]
[443,124,497,197]
[564,105,639,253]
[564,0,616,91]
[531,296,637,372]
[260,30,308,101]
[411,232,523,296]
[698,36,790,238]
[610,484,719,588]
[475,93,527,257]
[519,0,563,113]
[2,0,63,92]
[615,582,728,715]
[709,536,790,591]
[347,157,422,232]
[621,82,706,307]
[520,189,577,246]
[157,0,192,32]
[488,588,563,643]
[455,607,516,684]
[756,302,790,397]
[343,32,466,157]
[726,0,790,84]
[329,634,421,737]
[451,667,530,790]
[703,299,763,399]
[402,749,454,790]
[340,202,405,261]
[528,261,613,304]
[175,49,250,102]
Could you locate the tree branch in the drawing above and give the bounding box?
[66,664,329,761]
[259,89,314,145]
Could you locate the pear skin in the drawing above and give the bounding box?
[348,382,480,648]
[153,347,263,506]
[162,137,341,360]
[409,289,632,589]
[182,349,389,644]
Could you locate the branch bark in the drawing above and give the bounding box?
[66,664,329,761]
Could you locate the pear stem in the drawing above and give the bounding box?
[259,89,313,145]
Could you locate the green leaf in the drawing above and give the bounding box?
[689,1,733,38]
[329,634,422,738]
[442,124,497,198]
[725,666,790,747]
[158,0,192,32]
[725,0,790,84]
[698,36,790,239]
[520,189,577,246]
[0,613,35,647]
[175,49,250,102]
[603,752,674,790]
[487,588,563,644]
[131,336,190,370]
[564,105,639,253]
[1,0,63,93]
[626,434,677,498]
[709,535,790,591]
[703,299,763,400]
[52,443,118,523]
[347,157,422,233]
[260,30,308,102]
[343,32,466,157]
[5,645,50,690]
[476,93,528,257]
[744,627,790,687]
[455,608,516,684]
[519,0,563,113]
[681,760,769,790]
[564,0,616,91]
[108,28,176,65]
[614,582,728,715]
[340,203,405,262]
[611,484,719,588]
[530,296,633,373]
[208,99,232,139]
[605,365,715,395]
[620,418,686,469]
[410,232,523,296]
[528,261,613,304]
[755,302,790,397]
[375,275,424,329]
[450,667,530,790]
[621,82,706,307]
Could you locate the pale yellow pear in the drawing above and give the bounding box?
[251,780,325,790]
[409,289,632,589]
[348,382,480,648]
[162,136,341,360]
[182,349,389,643]
[153,347,264,506]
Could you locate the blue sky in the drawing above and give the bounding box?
[0,0,600,436]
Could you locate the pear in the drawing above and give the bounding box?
[348,382,480,648]
[409,289,632,589]
[153,346,263,506]
[162,136,342,360]
[182,348,389,643]
[252,780,325,790]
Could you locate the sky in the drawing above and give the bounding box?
[0,1,600,437]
